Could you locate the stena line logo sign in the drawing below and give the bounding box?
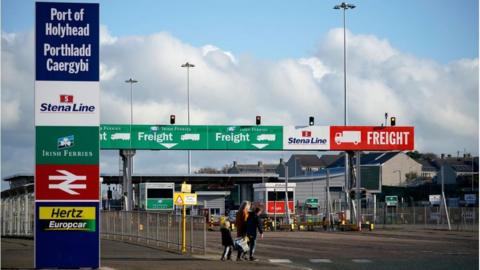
[35,81,99,126]
[40,94,96,113]
[283,126,330,150]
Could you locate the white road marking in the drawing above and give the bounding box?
[269,259,292,263]
[352,259,372,263]
[309,259,332,263]
[100,267,118,270]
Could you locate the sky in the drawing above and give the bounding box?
[1,0,479,188]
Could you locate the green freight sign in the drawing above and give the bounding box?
[37,126,99,164]
[385,196,398,206]
[100,125,282,150]
[147,198,173,210]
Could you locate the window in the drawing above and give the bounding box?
[267,191,293,201]
[210,208,221,215]
[147,188,173,198]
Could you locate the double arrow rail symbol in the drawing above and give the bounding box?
[48,170,87,195]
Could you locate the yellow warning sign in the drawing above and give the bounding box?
[174,192,197,206]
[174,193,184,205]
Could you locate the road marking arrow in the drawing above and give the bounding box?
[252,143,268,149]
[48,170,87,195]
[160,143,178,149]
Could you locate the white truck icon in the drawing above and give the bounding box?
[335,131,361,145]
[256,134,276,141]
[111,133,131,141]
[181,134,200,141]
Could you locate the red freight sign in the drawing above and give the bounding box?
[330,126,414,151]
[36,164,99,200]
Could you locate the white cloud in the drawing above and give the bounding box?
[1,26,478,178]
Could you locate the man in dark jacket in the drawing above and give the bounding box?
[245,207,264,261]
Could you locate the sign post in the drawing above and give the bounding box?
[35,2,99,268]
[174,185,197,253]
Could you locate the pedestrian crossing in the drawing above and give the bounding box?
[268,258,373,264]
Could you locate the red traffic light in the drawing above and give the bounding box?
[256,116,261,125]
[170,115,175,125]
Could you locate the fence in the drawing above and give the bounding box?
[1,196,207,254]
[362,206,479,231]
[1,194,34,237]
[101,211,206,254]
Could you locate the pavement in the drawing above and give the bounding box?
[2,227,479,270]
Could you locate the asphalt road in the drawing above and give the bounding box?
[206,228,479,270]
[1,238,291,270]
[2,228,478,270]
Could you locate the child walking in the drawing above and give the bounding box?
[220,219,234,261]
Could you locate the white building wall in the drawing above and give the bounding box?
[382,152,422,186]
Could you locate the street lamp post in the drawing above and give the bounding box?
[125,78,138,127]
[123,78,138,211]
[181,62,195,175]
[334,1,355,219]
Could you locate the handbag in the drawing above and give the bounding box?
[234,236,249,252]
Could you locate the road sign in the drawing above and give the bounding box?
[100,125,283,150]
[36,164,99,200]
[174,192,197,206]
[330,126,414,151]
[35,2,100,268]
[35,3,99,81]
[35,201,99,268]
[139,183,174,210]
[35,82,100,126]
[429,195,442,206]
[464,194,476,205]
[36,126,99,165]
[181,183,192,193]
[100,125,414,151]
[283,126,330,150]
[174,193,184,206]
[385,196,398,206]
[360,165,382,193]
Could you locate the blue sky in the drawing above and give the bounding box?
[1,0,478,181]
[2,0,478,63]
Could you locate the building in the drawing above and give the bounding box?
[278,154,343,177]
[434,156,479,186]
[328,151,422,187]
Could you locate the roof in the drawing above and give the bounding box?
[327,152,401,168]
[431,157,478,172]
[289,154,324,167]
[418,159,439,172]
[319,154,343,167]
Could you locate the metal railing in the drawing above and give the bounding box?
[363,206,479,231]
[101,211,206,254]
[1,196,207,254]
[1,194,34,237]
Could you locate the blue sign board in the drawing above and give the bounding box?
[35,201,100,268]
[35,2,100,269]
[36,2,99,81]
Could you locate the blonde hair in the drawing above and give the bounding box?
[239,201,251,212]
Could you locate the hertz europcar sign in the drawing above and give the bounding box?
[38,207,96,232]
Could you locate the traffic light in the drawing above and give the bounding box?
[256,116,261,125]
[309,116,314,126]
[390,117,396,126]
[170,115,175,125]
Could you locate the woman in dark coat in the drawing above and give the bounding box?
[235,201,251,260]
